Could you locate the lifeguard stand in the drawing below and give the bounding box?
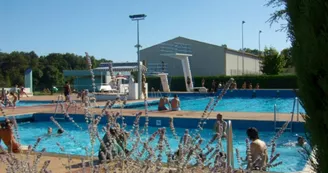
[160,43,194,92]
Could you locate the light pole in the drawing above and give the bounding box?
[258,30,262,74]
[242,21,245,75]
[259,30,262,56]
[130,14,146,100]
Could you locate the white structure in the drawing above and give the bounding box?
[157,73,170,92]
[141,37,262,77]
[225,49,261,75]
[161,53,194,92]
[128,82,148,100]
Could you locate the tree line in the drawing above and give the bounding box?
[0,51,111,90]
[267,0,328,172]
[241,47,292,75]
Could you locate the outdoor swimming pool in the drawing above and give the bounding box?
[15,100,53,107]
[1,113,308,172]
[125,96,306,113]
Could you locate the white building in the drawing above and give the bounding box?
[140,37,261,76]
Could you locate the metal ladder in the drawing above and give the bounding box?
[274,97,300,132]
[227,120,234,168]
[54,95,65,120]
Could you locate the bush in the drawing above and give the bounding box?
[147,75,298,91]
[286,0,328,172]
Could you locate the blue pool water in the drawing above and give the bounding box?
[16,101,53,107]
[127,96,306,113]
[3,121,308,172]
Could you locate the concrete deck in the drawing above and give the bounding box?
[2,95,303,122]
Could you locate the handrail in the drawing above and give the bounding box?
[290,97,296,131]
[296,97,299,122]
[226,120,234,168]
[54,95,65,119]
[273,104,277,131]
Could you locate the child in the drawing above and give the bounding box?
[20,85,29,98]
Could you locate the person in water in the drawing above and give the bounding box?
[158,95,170,111]
[57,129,64,134]
[213,113,227,138]
[63,81,71,102]
[171,94,181,111]
[246,127,268,171]
[297,136,306,147]
[47,127,53,135]
[0,119,21,153]
[98,125,129,162]
[282,136,307,147]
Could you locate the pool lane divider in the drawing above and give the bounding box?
[28,113,306,133]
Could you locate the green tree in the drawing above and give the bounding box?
[240,48,262,56]
[260,47,285,75]
[280,48,292,68]
[285,0,328,172]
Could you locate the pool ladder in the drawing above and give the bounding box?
[54,95,65,120]
[227,120,234,168]
[274,97,300,132]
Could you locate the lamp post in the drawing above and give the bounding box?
[129,14,146,100]
[259,30,262,56]
[242,21,245,75]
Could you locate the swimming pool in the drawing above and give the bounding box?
[0,113,308,172]
[124,96,306,113]
[16,100,53,107]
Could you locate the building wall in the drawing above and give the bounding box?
[225,50,261,76]
[140,37,226,77]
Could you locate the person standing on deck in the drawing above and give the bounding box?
[63,81,71,102]
[201,78,205,87]
[19,85,29,98]
[9,85,18,108]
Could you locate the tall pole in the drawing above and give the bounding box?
[259,30,262,56]
[130,14,146,100]
[136,20,142,100]
[242,21,245,75]
[258,30,262,74]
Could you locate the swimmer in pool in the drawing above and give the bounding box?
[47,127,52,135]
[57,129,64,135]
[282,136,307,147]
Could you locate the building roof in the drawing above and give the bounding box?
[63,62,147,77]
[94,65,147,72]
[141,36,260,59]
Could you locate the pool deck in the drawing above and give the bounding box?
[2,95,304,122]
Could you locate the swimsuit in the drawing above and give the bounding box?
[171,107,181,111]
[158,106,168,111]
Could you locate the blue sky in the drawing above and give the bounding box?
[0,0,289,62]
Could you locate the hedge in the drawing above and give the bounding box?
[146,75,298,91]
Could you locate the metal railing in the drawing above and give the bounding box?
[226,120,234,168]
[54,95,65,120]
[274,97,300,132]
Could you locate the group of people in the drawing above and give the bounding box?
[158,94,181,111]
[0,85,29,108]
[214,113,306,170]
[241,81,260,90]
[201,79,261,92]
